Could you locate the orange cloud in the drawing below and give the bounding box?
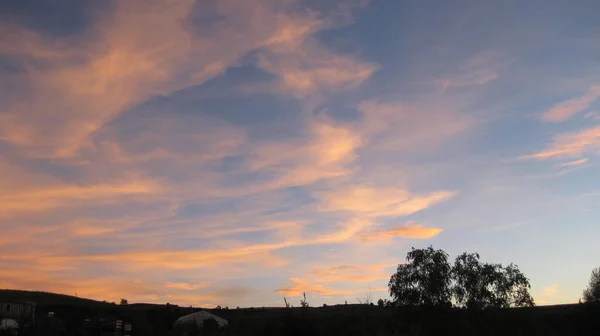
[247,118,362,189]
[542,86,600,122]
[164,282,211,291]
[309,264,394,283]
[1,0,371,158]
[0,180,159,214]
[275,278,352,297]
[0,264,229,307]
[356,222,443,241]
[1,217,379,279]
[318,186,456,217]
[521,125,600,160]
[256,6,378,98]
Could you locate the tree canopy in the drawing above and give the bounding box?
[388,247,535,308]
[388,246,452,306]
[452,252,534,308]
[582,267,600,303]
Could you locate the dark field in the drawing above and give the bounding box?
[1,290,599,336]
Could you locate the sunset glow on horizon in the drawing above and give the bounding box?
[1,0,599,308]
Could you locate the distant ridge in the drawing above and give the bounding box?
[0,289,111,308]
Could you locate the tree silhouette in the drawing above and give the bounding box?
[388,246,452,306]
[583,267,600,303]
[389,247,535,308]
[300,292,309,308]
[120,298,128,305]
[452,252,534,308]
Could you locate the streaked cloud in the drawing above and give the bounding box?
[436,50,510,90]
[309,264,394,283]
[318,186,456,217]
[542,86,600,123]
[1,181,159,214]
[1,0,598,308]
[356,222,443,241]
[275,278,352,297]
[559,158,589,168]
[356,100,471,152]
[164,282,211,291]
[522,125,600,160]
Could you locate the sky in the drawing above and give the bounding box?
[0,0,599,308]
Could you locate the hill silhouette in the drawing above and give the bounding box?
[2,289,600,335]
[0,289,112,307]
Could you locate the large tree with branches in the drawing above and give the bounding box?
[452,252,534,308]
[388,246,452,306]
[388,247,535,308]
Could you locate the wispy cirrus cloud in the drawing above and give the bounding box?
[542,86,600,123]
[436,50,511,90]
[5,0,596,308]
[317,186,456,217]
[275,278,352,297]
[0,181,159,214]
[309,264,394,283]
[0,0,374,158]
[559,158,589,168]
[356,222,443,242]
[164,281,211,291]
[521,125,600,160]
[355,99,472,153]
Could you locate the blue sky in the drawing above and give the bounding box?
[1,0,599,307]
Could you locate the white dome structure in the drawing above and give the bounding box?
[174,310,228,328]
[0,318,18,330]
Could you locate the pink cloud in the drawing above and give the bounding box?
[309,264,394,283]
[522,125,600,160]
[558,158,589,167]
[542,86,600,122]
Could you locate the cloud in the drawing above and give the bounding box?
[164,282,211,291]
[256,42,378,97]
[0,263,243,307]
[355,100,471,152]
[309,264,394,283]
[540,284,558,298]
[246,117,362,189]
[0,0,515,308]
[254,1,378,98]
[0,180,160,214]
[275,278,352,297]
[521,125,600,160]
[0,0,374,158]
[356,222,443,241]
[317,186,456,217]
[542,86,600,122]
[558,158,589,168]
[436,50,510,90]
